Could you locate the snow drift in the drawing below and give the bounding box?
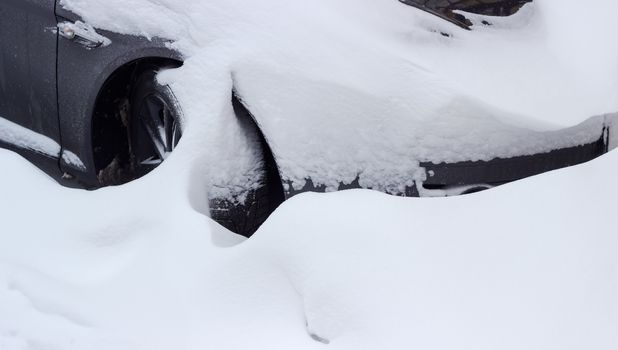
[1,1,617,348]
[0,145,617,349]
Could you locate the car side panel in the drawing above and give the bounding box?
[55,8,182,186]
[0,0,60,145]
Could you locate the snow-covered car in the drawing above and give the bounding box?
[0,0,615,236]
[400,0,534,29]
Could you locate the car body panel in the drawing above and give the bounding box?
[283,134,609,199]
[55,8,183,185]
[0,0,60,146]
[232,64,612,199]
[398,0,533,29]
[421,130,609,190]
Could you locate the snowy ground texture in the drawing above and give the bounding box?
[1,147,617,350]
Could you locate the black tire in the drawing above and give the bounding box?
[129,68,183,178]
[208,95,285,237]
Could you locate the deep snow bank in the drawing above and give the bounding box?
[59,0,618,192]
[0,146,617,349]
[3,1,616,347]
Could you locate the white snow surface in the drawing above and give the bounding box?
[0,145,617,349]
[3,2,617,347]
[59,0,618,192]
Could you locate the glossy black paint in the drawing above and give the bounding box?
[0,0,60,144]
[421,134,608,190]
[0,1,183,187]
[55,7,182,186]
[285,135,608,198]
[399,0,533,29]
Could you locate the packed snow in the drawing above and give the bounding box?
[1,1,617,349]
[59,0,618,191]
[0,145,617,349]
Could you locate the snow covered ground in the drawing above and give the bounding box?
[0,144,617,349]
[1,0,617,349]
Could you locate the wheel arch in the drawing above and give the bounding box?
[90,54,183,186]
[86,51,285,198]
[55,21,185,188]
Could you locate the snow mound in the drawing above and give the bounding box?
[0,145,617,349]
[3,1,616,347]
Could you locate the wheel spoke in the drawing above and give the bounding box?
[171,120,181,151]
[140,97,167,160]
[145,98,163,127]
[136,94,181,165]
[162,106,174,153]
[140,156,163,166]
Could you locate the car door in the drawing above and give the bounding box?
[0,0,61,151]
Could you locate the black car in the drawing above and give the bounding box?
[0,0,612,236]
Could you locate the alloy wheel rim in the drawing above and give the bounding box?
[137,93,181,165]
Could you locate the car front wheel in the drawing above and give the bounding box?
[129,68,183,178]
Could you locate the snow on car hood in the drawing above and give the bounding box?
[59,0,618,192]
